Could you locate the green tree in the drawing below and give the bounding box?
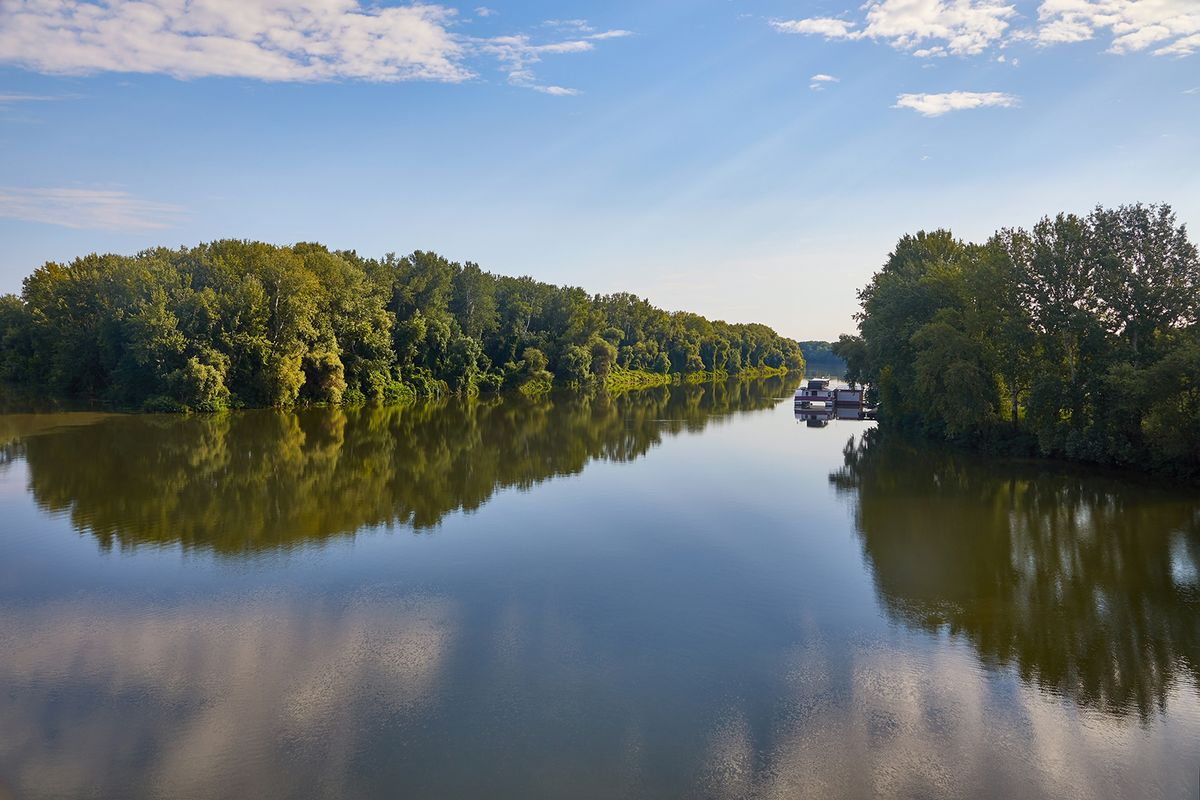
[0,240,806,409]
[831,335,867,387]
[1090,203,1200,361]
[845,203,1200,477]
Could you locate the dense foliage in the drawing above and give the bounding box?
[0,241,804,410]
[842,203,1200,477]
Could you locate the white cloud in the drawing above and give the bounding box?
[894,90,1019,115]
[1185,86,1199,94]
[773,0,1199,58]
[863,0,1017,55]
[771,18,860,39]
[1153,32,1200,56]
[1035,0,1200,56]
[588,30,634,41]
[773,1,1016,56]
[533,85,580,96]
[0,2,631,93]
[0,187,183,230]
[1033,17,1097,44]
[0,0,471,82]
[475,6,497,18]
[809,73,840,90]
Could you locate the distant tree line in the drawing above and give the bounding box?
[836,203,1200,477]
[797,340,847,377]
[0,241,804,410]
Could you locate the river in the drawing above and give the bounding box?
[0,377,1196,799]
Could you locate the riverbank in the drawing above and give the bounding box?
[0,241,806,414]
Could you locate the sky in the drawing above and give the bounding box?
[0,1,1197,341]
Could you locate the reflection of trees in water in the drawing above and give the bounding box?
[830,428,1200,719]
[7,378,790,554]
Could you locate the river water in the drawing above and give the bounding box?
[0,377,1196,799]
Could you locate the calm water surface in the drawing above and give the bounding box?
[0,377,1197,799]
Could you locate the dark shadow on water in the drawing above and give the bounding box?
[830,427,1200,720]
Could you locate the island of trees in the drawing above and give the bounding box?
[0,241,805,411]
[835,202,1200,477]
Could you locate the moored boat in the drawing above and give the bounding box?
[794,378,835,408]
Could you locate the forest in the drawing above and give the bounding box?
[835,202,1200,477]
[0,241,804,411]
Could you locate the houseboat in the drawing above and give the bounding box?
[794,378,835,408]
[795,378,871,422]
[834,387,864,413]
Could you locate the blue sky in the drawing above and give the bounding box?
[1,1,1197,340]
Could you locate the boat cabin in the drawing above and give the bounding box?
[834,388,863,409]
[794,379,835,408]
[795,379,871,423]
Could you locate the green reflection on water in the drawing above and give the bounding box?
[2,378,791,554]
[832,428,1200,720]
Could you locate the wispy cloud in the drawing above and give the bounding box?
[0,92,59,104]
[533,85,580,97]
[0,2,630,94]
[809,73,840,91]
[894,91,1018,116]
[772,0,1200,59]
[0,187,183,230]
[588,30,634,41]
[475,7,497,18]
[544,19,595,33]
[540,21,634,41]
[772,18,860,39]
[474,25,630,95]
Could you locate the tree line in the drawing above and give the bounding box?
[0,241,804,410]
[797,340,847,376]
[833,202,1200,477]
